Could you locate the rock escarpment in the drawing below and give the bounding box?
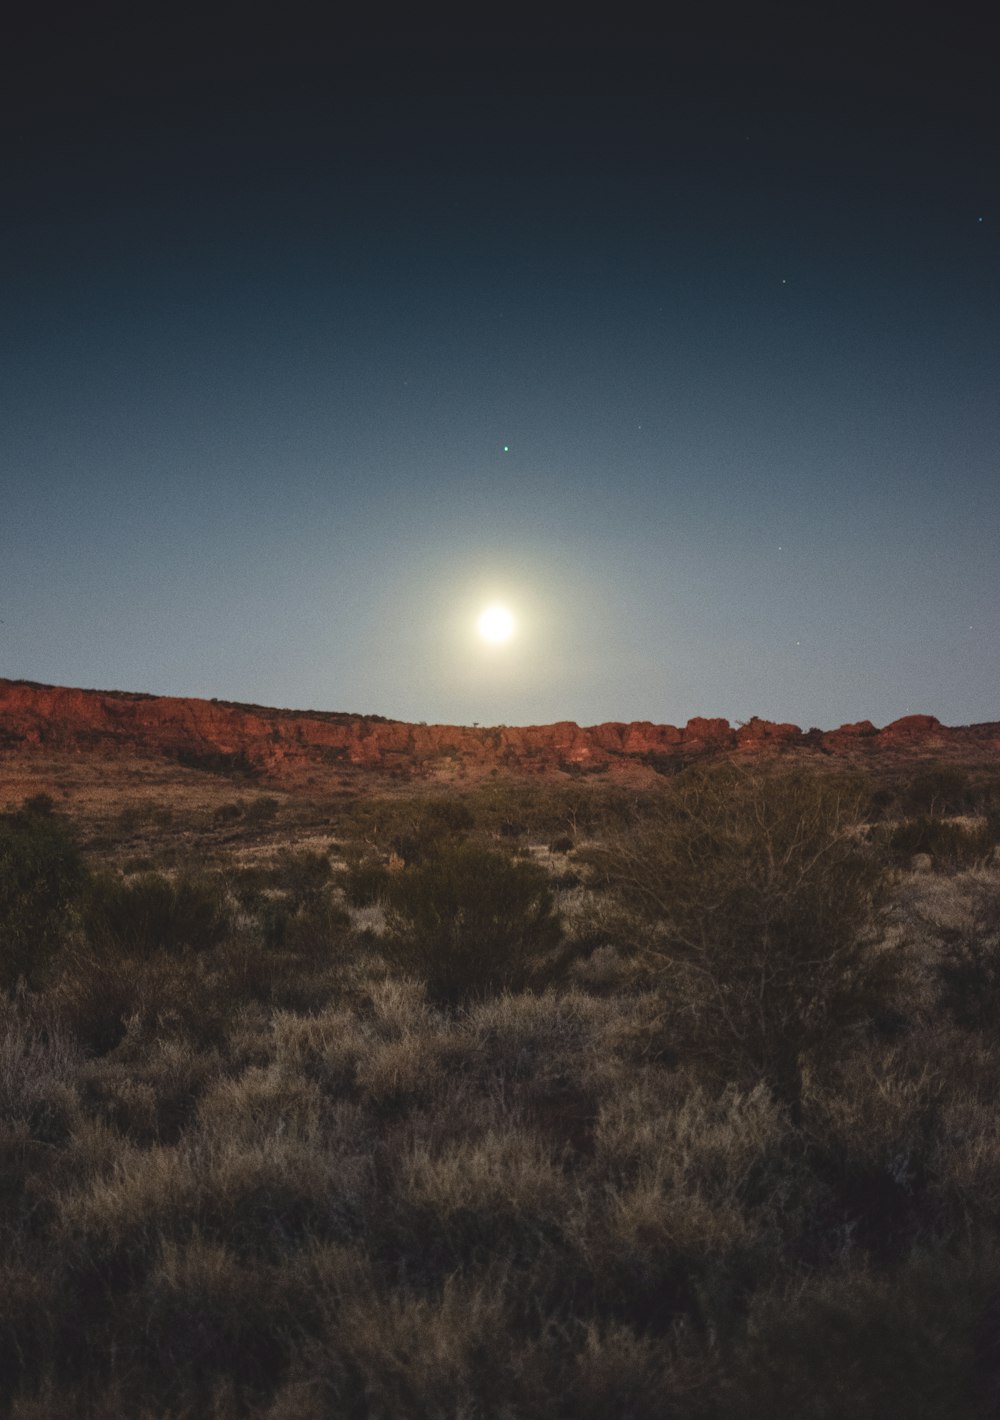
[1,678,997,788]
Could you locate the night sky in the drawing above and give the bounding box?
[3,14,997,729]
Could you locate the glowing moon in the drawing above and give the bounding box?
[478,605,515,642]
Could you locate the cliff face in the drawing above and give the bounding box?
[1,678,998,788]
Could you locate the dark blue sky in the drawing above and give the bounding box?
[3,14,997,728]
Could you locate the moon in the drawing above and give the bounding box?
[478,604,515,642]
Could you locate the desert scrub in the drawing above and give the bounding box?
[336,794,473,879]
[460,989,608,1071]
[385,793,477,865]
[932,875,1000,1031]
[720,1244,995,1418]
[278,899,352,956]
[268,847,334,906]
[588,764,904,1124]
[585,1080,815,1337]
[78,1035,224,1146]
[138,1234,297,1403]
[896,867,1000,1032]
[83,870,230,957]
[901,766,977,818]
[52,945,179,1055]
[342,857,393,907]
[56,1108,368,1296]
[10,784,1000,1417]
[883,816,995,871]
[387,1128,574,1285]
[283,1264,517,1419]
[53,929,241,1056]
[243,793,281,826]
[0,797,86,991]
[382,841,565,1005]
[0,993,82,1142]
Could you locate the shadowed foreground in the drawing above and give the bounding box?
[3,766,1000,1417]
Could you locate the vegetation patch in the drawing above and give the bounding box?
[2,778,1000,1416]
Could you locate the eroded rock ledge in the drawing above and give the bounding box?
[1,678,997,787]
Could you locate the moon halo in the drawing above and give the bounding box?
[477,605,515,643]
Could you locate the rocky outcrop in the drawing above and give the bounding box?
[1,678,998,788]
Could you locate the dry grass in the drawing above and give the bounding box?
[2,780,1000,1416]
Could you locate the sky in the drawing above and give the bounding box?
[2,12,998,730]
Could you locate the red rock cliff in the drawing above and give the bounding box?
[1,678,997,787]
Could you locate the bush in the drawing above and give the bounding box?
[935,879,1000,1031]
[52,947,150,1054]
[383,841,565,1005]
[388,795,476,866]
[267,899,352,958]
[271,847,334,907]
[175,746,259,778]
[0,798,86,991]
[121,855,156,875]
[212,801,244,826]
[885,817,994,871]
[588,765,902,1124]
[725,1246,991,1418]
[902,767,974,818]
[342,858,392,907]
[244,795,280,826]
[84,872,229,957]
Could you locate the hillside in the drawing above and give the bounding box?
[2,678,999,803]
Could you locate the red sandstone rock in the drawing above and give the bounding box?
[735,718,802,748]
[883,714,942,738]
[0,678,996,790]
[830,721,878,737]
[682,717,733,747]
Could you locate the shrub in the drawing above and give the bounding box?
[212,801,244,826]
[342,858,392,908]
[934,878,1000,1031]
[279,900,352,958]
[139,1235,292,1399]
[175,746,259,778]
[227,864,272,910]
[383,841,564,1005]
[345,795,476,869]
[0,994,82,1135]
[902,767,974,818]
[387,795,476,865]
[53,944,226,1056]
[244,794,280,826]
[121,855,156,875]
[0,798,86,991]
[259,897,295,952]
[293,1267,518,1419]
[396,1128,573,1274]
[588,764,902,1124]
[724,1246,991,1418]
[885,817,994,871]
[271,848,333,907]
[52,946,151,1054]
[84,872,229,957]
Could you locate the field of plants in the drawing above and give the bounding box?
[2,763,1000,1417]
